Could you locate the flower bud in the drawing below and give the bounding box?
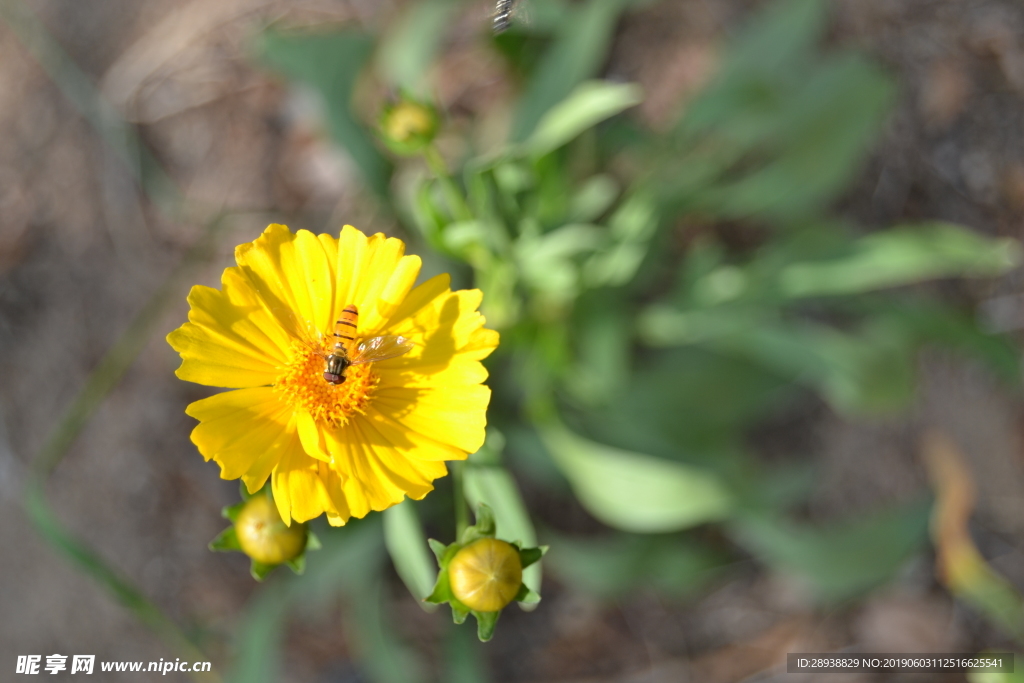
[448,538,524,612]
[378,99,438,155]
[234,495,307,566]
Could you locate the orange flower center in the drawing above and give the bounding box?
[273,338,377,427]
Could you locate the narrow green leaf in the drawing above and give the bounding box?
[473,610,500,642]
[729,497,932,602]
[780,224,1024,297]
[518,546,547,569]
[285,553,306,576]
[428,538,449,564]
[523,80,643,157]
[222,501,246,523]
[426,567,456,605]
[544,532,727,599]
[452,604,470,625]
[514,584,541,604]
[541,422,734,532]
[250,561,276,582]
[569,174,620,223]
[461,503,497,543]
[384,500,438,604]
[511,0,636,141]
[209,527,241,552]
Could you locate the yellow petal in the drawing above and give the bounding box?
[168,270,297,387]
[235,224,335,339]
[333,226,422,331]
[295,409,330,462]
[317,461,352,524]
[363,406,464,462]
[186,388,293,491]
[372,385,490,453]
[272,444,335,525]
[364,254,422,334]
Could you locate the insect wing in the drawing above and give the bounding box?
[350,335,415,365]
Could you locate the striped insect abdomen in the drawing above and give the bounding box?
[333,304,359,356]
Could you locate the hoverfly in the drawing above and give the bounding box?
[319,304,414,384]
[493,0,517,33]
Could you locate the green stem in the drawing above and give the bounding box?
[422,145,473,222]
[453,461,469,540]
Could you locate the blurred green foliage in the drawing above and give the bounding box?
[249,0,1024,670]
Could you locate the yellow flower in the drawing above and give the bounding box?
[168,224,498,526]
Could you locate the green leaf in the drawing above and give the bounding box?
[544,532,728,599]
[461,503,497,544]
[583,344,792,463]
[700,53,895,219]
[541,422,734,532]
[518,545,547,569]
[729,497,932,602]
[583,190,658,288]
[639,310,921,416]
[222,501,246,523]
[564,293,631,406]
[384,499,439,605]
[426,567,456,605]
[452,603,470,625]
[514,584,541,604]
[209,527,241,552]
[257,29,391,197]
[284,553,306,576]
[569,174,620,223]
[511,0,636,141]
[376,0,460,94]
[473,609,500,642]
[679,0,828,139]
[780,224,1023,297]
[428,538,449,564]
[522,80,643,157]
[250,560,276,582]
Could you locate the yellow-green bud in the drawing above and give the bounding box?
[378,100,438,155]
[448,538,523,612]
[234,495,307,566]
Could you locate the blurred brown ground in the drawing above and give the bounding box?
[2,0,1024,681]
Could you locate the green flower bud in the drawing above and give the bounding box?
[378,99,438,155]
[235,495,307,566]
[425,503,547,641]
[209,486,321,581]
[449,538,523,612]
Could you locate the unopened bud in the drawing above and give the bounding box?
[235,495,307,566]
[378,100,438,155]
[448,537,523,612]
